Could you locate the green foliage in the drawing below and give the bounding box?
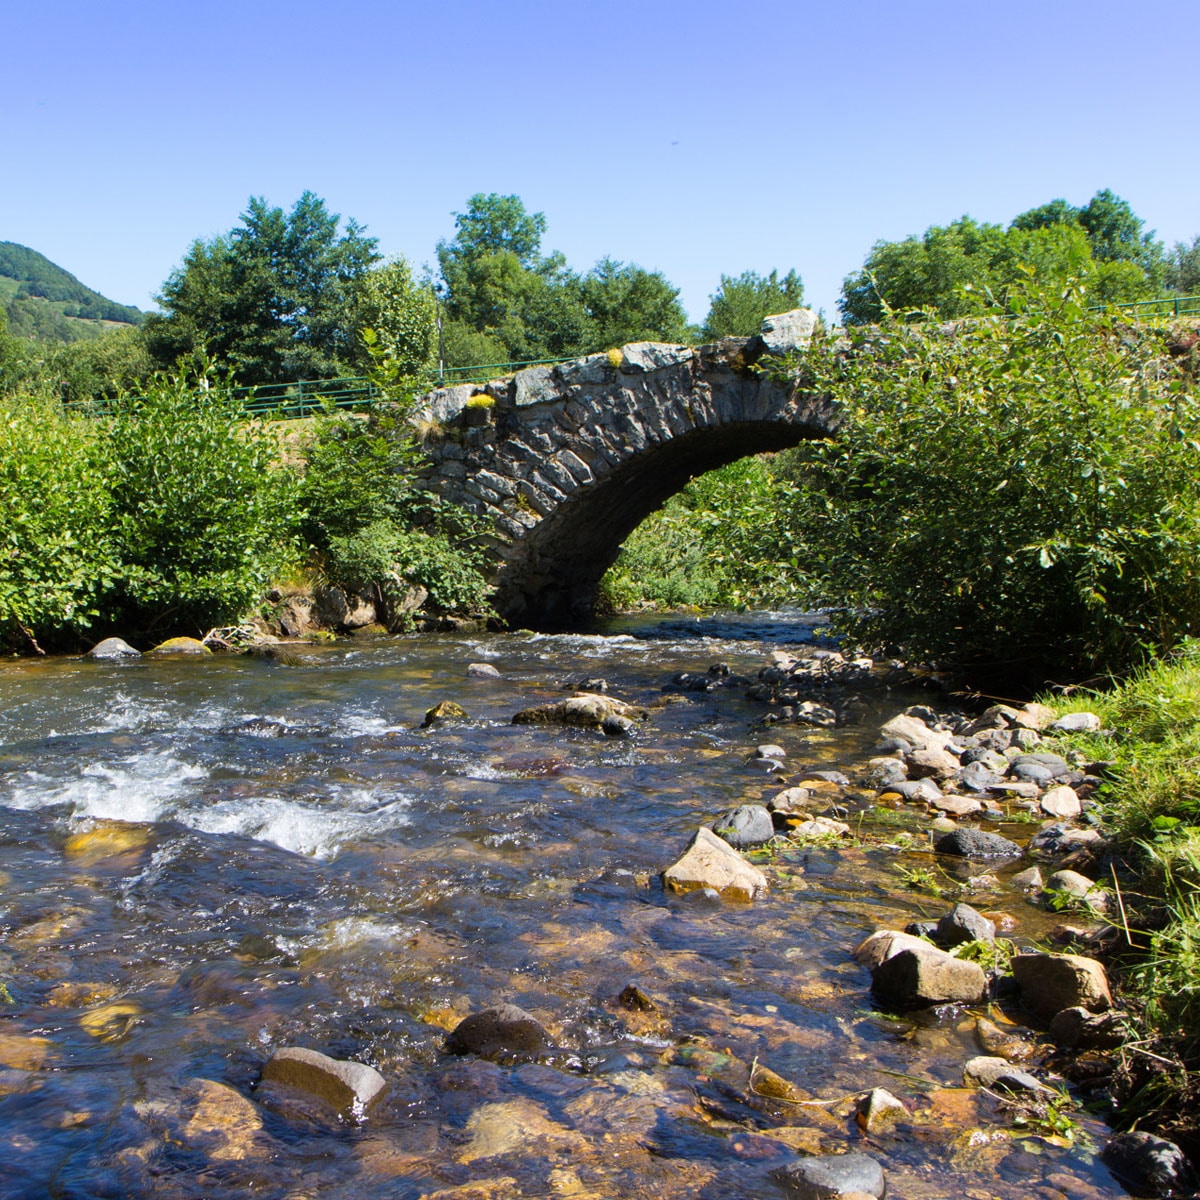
[579,258,691,348]
[702,269,805,339]
[350,258,437,378]
[1166,235,1200,295]
[0,390,117,647]
[599,457,809,611]
[145,192,379,384]
[784,281,1200,680]
[36,326,154,403]
[840,193,1163,324]
[104,374,297,633]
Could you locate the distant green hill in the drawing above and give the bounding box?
[0,242,144,342]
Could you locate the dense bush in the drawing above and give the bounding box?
[0,391,116,649]
[781,282,1200,681]
[103,375,299,634]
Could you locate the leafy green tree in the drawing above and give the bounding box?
[1167,236,1200,295]
[581,258,691,347]
[702,269,805,339]
[39,327,155,403]
[145,192,379,384]
[351,258,438,378]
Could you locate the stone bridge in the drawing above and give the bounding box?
[409,310,840,627]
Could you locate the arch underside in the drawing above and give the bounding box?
[492,420,822,628]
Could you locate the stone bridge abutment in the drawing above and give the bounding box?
[406,310,839,627]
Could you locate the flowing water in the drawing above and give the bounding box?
[0,616,1129,1198]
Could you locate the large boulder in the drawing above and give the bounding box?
[879,713,954,754]
[88,637,141,659]
[1011,952,1112,1019]
[871,944,988,1006]
[1102,1131,1196,1197]
[661,827,766,902]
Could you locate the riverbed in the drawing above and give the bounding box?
[0,616,1129,1198]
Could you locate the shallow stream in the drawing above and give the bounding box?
[0,615,1130,1198]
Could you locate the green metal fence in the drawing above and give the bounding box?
[1091,294,1200,317]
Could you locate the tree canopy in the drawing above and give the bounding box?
[702,269,804,339]
[840,190,1164,324]
[144,192,379,384]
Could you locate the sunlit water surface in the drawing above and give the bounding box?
[0,616,1129,1198]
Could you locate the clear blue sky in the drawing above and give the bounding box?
[5,0,1196,323]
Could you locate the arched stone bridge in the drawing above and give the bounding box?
[409,310,840,627]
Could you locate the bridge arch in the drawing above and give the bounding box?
[410,311,840,627]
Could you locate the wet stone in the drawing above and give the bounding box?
[444,1005,552,1063]
[1044,869,1108,911]
[423,700,468,727]
[1102,1131,1196,1197]
[87,636,141,659]
[935,828,1022,860]
[774,1150,886,1199]
[870,944,988,1007]
[711,804,775,847]
[963,1055,1051,1095]
[260,1047,387,1119]
[661,827,767,902]
[1011,952,1112,1019]
[1048,1006,1127,1050]
[1040,785,1082,819]
[934,903,996,947]
[467,662,501,678]
[856,1087,907,1133]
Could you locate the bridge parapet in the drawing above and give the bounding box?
[402,309,838,627]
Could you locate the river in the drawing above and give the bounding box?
[0,615,1128,1198]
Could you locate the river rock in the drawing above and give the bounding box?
[88,637,141,659]
[444,1005,551,1062]
[1102,1131,1196,1197]
[756,743,787,760]
[906,745,962,781]
[868,757,908,787]
[1050,712,1102,734]
[931,794,984,817]
[852,929,930,968]
[1009,866,1044,891]
[774,1150,886,1199]
[260,1047,387,1118]
[935,828,1022,859]
[1010,952,1112,1018]
[511,693,647,729]
[880,713,954,753]
[467,662,501,678]
[768,787,826,818]
[1044,869,1108,911]
[1040,785,1082,818]
[423,700,468,727]
[975,1016,1034,1061]
[661,827,767,902]
[871,944,988,1006]
[888,778,942,803]
[601,714,635,737]
[934,903,996,947]
[150,637,211,655]
[711,805,775,848]
[789,816,851,839]
[856,1087,907,1133]
[963,1055,1051,1095]
[1048,1006,1127,1050]
[314,584,377,630]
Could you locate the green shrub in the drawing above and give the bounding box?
[780,280,1200,681]
[0,390,116,648]
[104,374,297,634]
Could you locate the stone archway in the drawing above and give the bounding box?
[411,311,839,626]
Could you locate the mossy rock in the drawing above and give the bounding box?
[150,637,211,655]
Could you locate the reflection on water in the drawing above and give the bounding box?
[0,618,1126,1198]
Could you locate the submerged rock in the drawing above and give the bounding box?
[423,700,468,727]
[774,1150,886,1199]
[661,827,767,902]
[444,1004,551,1063]
[856,1087,907,1133]
[260,1046,387,1118]
[963,1055,1051,1095]
[1102,1131,1196,1197]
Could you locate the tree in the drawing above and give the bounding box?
[145,192,379,384]
[351,258,438,378]
[1167,236,1200,295]
[581,258,691,348]
[702,269,805,339]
